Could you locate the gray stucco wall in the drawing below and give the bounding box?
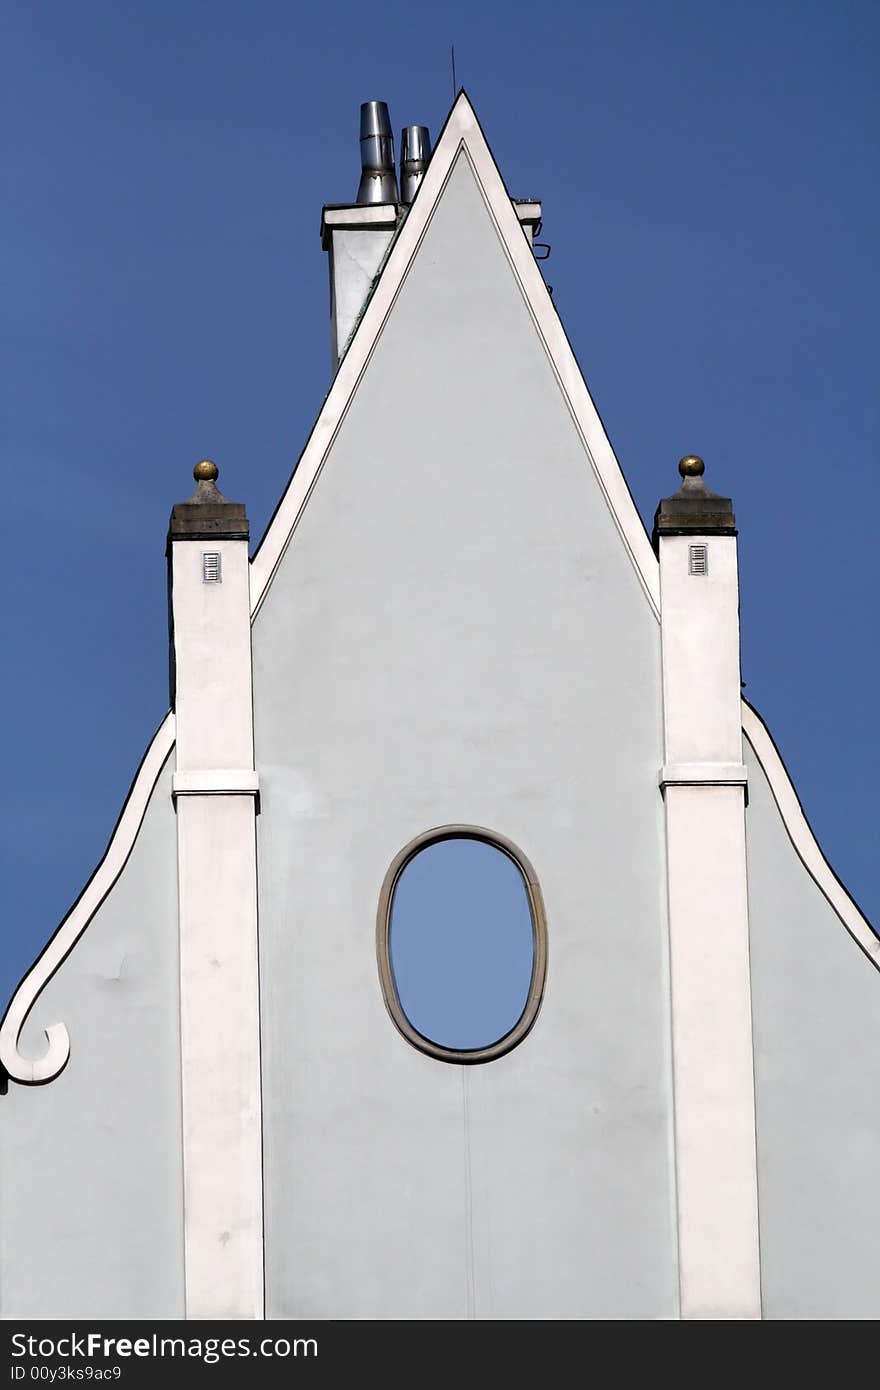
[253,153,677,1319]
[0,756,184,1319]
[745,736,880,1319]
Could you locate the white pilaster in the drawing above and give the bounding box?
[169,467,263,1320]
[657,466,761,1320]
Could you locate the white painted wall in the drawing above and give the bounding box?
[745,736,880,1317]
[0,758,184,1319]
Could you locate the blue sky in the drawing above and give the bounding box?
[2,0,878,1009]
[391,839,534,1050]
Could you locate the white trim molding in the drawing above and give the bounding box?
[0,713,176,1084]
[320,202,397,241]
[660,762,748,790]
[172,769,260,797]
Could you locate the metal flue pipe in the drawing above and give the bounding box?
[399,125,431,205]
[357,101,399,205]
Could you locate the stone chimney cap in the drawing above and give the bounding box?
[652,455,736,551]
[168,460,249,546]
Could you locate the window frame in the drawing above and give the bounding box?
[376,824,549,1064]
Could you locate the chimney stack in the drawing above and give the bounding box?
[321,102,435,373]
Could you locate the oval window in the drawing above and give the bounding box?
[376,827,547,1063]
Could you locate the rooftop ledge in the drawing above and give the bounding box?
[321,198,542,250]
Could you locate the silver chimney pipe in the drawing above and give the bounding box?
[357,101,398,205]
[399,125,431,205]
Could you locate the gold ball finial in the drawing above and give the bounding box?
[678,455,705,478]
[193,459,218,483]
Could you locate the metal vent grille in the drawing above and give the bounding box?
[202,551,222,584]
[688,543,708,576]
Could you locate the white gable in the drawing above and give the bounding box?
[250,92,660,618]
